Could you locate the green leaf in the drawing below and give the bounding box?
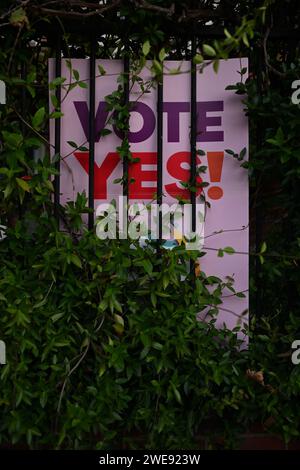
[203,44,216,57]
[225,85,238,91]
[9,8,28,27]
[98,64,106,76]
[4,184,13,199]
[150,292,157,307]
[32,107,45,128]
[239,147,247,160]
[113,178,123,184]
[114,314,124,326]
[50,94,59,108]
[223,246,235,255]
[153,59,162,75]
[99,364,106,377]
[49,111,64,119]
[40,391,47,409]
[236,292,246,298]
[67,141,79,148]
[225,149,235,155]
[162,274,169,290]
[16,177,30,192]
[169,67,181,75]
[73,69,80,81]
[45,180,54,192]
[142,259,153,275]
[159,48,166,62]
[142,40,151,56]
[49,77,66,89]
[242,33,249,47]
[113,314,124,334]
[193,54,204,64]
[99,128,112,137]
[213,60,220,73]
[70,254,82,268]
[51,312,65,323]
[173,387,182,404]
[2,131,22,149]
[260,241,267,254]
[99,299,108,312]
[140,347,150,360]
[224,28,232,39]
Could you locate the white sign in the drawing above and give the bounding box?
[0,80,6,104]
[0,340,6,365]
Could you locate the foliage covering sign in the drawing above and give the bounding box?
[49,58,249,329]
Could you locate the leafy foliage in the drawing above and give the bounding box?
[0,0,300,450]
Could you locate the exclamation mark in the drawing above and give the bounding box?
[207,152,224,200]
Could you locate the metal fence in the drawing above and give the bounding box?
[20,24,300,311]
[50,34,201,237]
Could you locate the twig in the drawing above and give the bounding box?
[203,245,300,261]
[8,24,24,74]
[132,0,175,16]
[57,339,90,414]
[13,107,53,148]
[221,289,249,299]
[263,26,286,78]
[30,0,121,19]
[204,225,249,240]
[207,304,248,320]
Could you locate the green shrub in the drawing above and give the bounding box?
[1,0,300,450]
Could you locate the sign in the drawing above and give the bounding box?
[0,224,7,241]
[49,58,248,332]
[0,79,5,105]
[0,340,6,365]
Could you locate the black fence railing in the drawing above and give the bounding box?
[52,34,202,237]
[31,25,299,313]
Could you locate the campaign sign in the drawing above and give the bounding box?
[49,58,249,331]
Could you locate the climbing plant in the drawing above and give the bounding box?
[0,0,300,449]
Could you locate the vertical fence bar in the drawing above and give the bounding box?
[255,38,264,315]
[21,62,27,136]
[18,61,28,218]
[88,39,96,230]
[123,47,130,198]
[190,34,197,271]
[157,79,163,242]
[54,36,61,220]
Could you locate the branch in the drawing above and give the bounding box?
[133,0,221,20]
[132,0,175,16]
[179,8,222,22]
[0,0,31,21]
[13,107,53,148]
[57,339,90,415]
[30,0,121,19]
[263,26,286,78]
